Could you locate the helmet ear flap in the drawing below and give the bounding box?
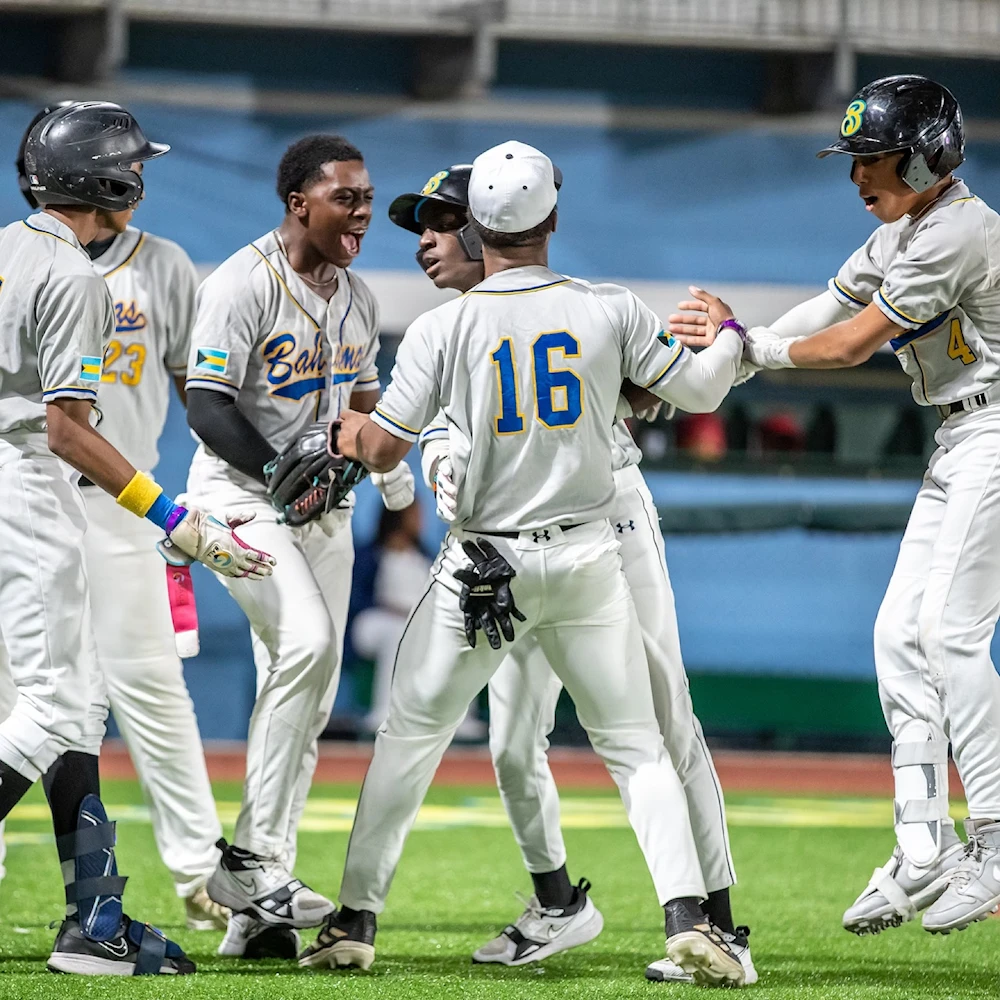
[456,222,483,262]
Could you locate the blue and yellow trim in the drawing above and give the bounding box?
[468,278,571,297]
[875,289,930,327]
[832,278,869,308]
[102,232,146,279]
[22,219,78,250]
[889,311,949,352]
[251,244,323,331]
[643,342,685,389]
[42,385,97,400]
[419,426,450,441]
[373,407,420,439]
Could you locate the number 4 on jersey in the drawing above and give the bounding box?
[947,319,976,366]
[491,332,583,434]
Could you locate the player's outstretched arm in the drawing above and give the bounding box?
[337,409,410,474]
[750,301,902,370]
[669,287,855,348]
[47,399,275,580]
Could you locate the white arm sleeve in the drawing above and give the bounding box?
[769,290,857,339]
[651,329,744,413]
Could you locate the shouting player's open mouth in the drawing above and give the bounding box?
[340,229,366,259]
[861,193,879,212]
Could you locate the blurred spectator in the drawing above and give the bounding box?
[757,412,805,453]
[805,404,838,455]
[351,501,486,740]
[676,412,727,462]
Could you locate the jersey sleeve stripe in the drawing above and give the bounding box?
[831,278,869,307]
[874,289,930,327]
[42,386,98,400]
[355,377,381,388]
[419,427,449,441]
[185,375,239,398]
[889,311,950,352]
[372,408,420,441]
[642,344,684,389]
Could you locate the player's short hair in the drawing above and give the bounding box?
[276,135,364,207]
[469,210,556,249]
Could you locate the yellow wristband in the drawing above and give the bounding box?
[116,471,163,517]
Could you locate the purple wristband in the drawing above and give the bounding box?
[717,318,748,342]
[164,504,188,534]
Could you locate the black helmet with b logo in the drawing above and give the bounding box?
[817,75,964,193]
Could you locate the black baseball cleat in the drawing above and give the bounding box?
[298,906,376,970]
[663,897,745,988]
[47,915,195,976]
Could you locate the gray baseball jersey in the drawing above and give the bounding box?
[830,179,1000,406]
[92,227,197,471]
[373,265,685,533]
[186,230,380,476]
[0,213,113,437]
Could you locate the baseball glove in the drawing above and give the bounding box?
[453,538,527,650]
[264,420,368,527]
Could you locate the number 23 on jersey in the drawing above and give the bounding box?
[491,331,583,434]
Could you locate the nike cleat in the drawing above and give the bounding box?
[923,819,1000,933]
[298,907,376,970]
[206,838,334,929]
[844,837,964,935]
[664,898,745,988]
[647,924,757,985]
[218,912,300,958]
[47,915,194,976]
[472,879,603,966]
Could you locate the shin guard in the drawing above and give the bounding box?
[57,794,127,941]
[892,738,951,868]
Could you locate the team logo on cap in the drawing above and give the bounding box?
[421,170,449,195]
[841,99,866,138]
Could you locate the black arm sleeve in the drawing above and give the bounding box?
[186,388,278,486]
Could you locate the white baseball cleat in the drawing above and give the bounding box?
[923,819,1000,934]
[185,881,231,931]
[206,838,335,929]
[843,835,965,935]
[472,879,603,966]
[218,912,301,958]
[647,924,757,985]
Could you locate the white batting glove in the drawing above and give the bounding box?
[434,456,458,523]
[745,327,796,370]
[371,462,416,512]
[158,508,276,580]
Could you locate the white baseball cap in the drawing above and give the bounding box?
[468,140,558,233]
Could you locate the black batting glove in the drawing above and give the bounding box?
[453,538,527,650]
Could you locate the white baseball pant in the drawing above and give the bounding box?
[339,521,706,913]
[0,435,106,781]
[81,485,222,895]
[187,451,354,862]
[874,405,1000,866]
[488,463,735,892]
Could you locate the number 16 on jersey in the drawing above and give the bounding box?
[491,331,584,434]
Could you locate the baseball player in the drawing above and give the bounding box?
[671,75,1000,937]
[386,164,754,982]
[298,140,749,987]
[183,134,414,958]
[0,101,273,975]
[1,103,230,932]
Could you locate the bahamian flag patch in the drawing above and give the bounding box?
[196,348,229,374]
[80,356,102,382]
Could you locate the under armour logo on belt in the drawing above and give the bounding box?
[532,529,551,543]
[616,520,635,533]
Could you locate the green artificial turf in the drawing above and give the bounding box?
[0,779,997,999]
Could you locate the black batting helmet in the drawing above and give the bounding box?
[388,161,564,262]
[22,102,170,212]
[818,75,964,193]
[16,101,76,209]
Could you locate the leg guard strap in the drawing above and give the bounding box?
[56,821,116,863]
[892,740,948,767]
[128,921,167,976]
